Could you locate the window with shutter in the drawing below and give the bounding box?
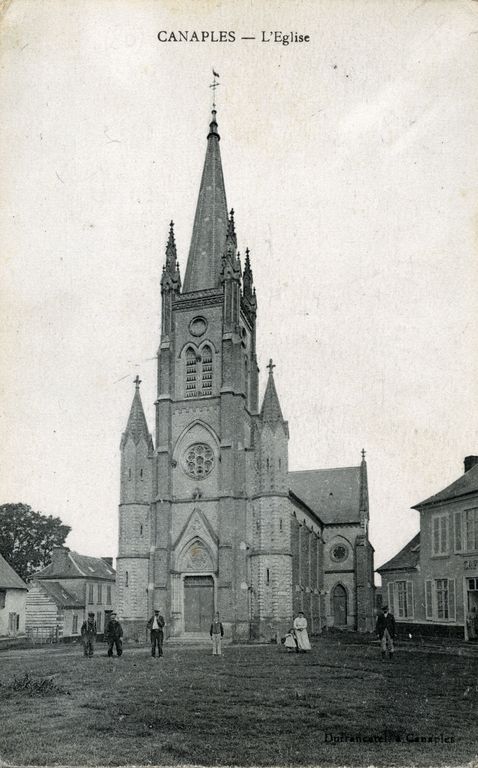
[406,581,414,619]
[425,579,433,619]
[448,578,456,620]
[454,511,463,552]
[185,347,198,398]
[201,345,213,395]
[432,513,449,555]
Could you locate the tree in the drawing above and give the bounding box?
[0,503,71,581]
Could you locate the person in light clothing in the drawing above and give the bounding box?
[293,612,311,652]
[283,628,298,652]
[210,612,224,655]
[146,609,165,657]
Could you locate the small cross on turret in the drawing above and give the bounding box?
[134,375,141,390]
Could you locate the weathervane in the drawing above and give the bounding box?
[209,69,220,108]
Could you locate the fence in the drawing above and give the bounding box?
[26,626,60,644]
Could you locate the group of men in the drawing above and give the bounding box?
[81,605,396,659]
[80,610,224,658]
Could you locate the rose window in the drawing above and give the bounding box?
[331,544,348,562]
[183,443,214,480]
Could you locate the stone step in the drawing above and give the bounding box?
[166,634,212,645]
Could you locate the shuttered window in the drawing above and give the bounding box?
[432,513,449,555]
[425,579,433,619]
[454,511,463,552]
[201,345,213,395]
[185,347,198,397]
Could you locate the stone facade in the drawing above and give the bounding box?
[116,107,375,642]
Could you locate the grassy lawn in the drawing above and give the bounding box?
[0,635,476,767]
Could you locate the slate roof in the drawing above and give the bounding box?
[377,533,420,573]
[121,382,153,451]
[37,580,84,609]
[289,466,363,524]
[260,369,285,426]
[183,110,229,292]
[0,553,28,590]
[413,461,478,509]
[35,551,115,581]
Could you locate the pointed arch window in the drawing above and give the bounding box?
[185,347,199,397]
[201,345,213,395]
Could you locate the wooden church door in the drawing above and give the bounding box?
[184,575,214,633]
[332,584,347,626]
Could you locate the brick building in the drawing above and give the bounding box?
[116,107,375,642]
[378,455,478,640]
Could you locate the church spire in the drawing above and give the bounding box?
[182,109,228,293]
[359,448,369,531]
[260,360,285,426]
[161,220,181,292]
[120,376,153,451]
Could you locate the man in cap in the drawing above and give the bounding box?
[375,605,396,660]
[81,612,97,657]
[209,611,224,656]
[105,612,123,657]
[146,609,165,658]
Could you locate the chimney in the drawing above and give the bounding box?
[51,546,70,571]
[102,557,113,566]
[464,456,478,473]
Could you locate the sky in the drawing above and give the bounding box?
[1,0,477,577]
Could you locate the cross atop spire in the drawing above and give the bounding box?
[209,69,220,109]
[134,375,141,390]
[267,359,276,375]
[361,448,366,461]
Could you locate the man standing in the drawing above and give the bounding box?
[209,611,224,656]
[81,612,97,658]
[146,609,165,658]
[376,605,396,660]
[105,612,123,657]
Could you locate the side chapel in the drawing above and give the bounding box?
[116,106,375,642]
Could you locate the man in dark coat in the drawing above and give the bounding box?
[105,612,123,657]
[146,609,165,658]
[376,605,396,659]
[81,612,97,657]
[209,611,224,656]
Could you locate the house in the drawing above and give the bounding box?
[0,553,28,638]
[26,580,84,643]
[26,547,116,641]
[378,456,478,639]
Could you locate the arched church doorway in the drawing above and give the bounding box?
[332,584,347,627]
[184,575,214,633]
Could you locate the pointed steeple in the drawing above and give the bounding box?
[183,109,228,292]
[225,208,237,256]
[260,360,285,426]
[165,220,176,268]
[359,448,369,531]
[120,376,153,451]
[161,221,181,292]
[242,247,255,302]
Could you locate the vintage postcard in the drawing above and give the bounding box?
[1,1,477,766]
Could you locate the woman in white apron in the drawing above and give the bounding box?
[293,612,311,652]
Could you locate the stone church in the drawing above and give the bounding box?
[116,108,375,642]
